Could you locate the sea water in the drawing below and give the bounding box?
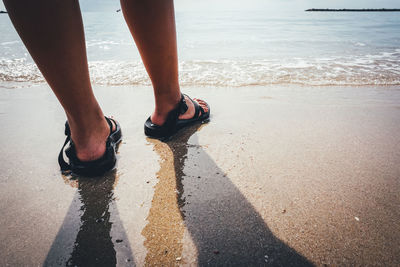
[1,1,400,87]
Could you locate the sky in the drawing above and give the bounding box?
[1,0,400,12]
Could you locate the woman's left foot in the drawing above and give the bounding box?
[59,117,122,176]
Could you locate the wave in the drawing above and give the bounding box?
[1,51,400,87]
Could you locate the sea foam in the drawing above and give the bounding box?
[1,51,400,87]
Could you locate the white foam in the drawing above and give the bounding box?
[1,41,21,46]
[1,50,400,87]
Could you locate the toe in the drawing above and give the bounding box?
[193,98,209,115]
[179,96,208,120]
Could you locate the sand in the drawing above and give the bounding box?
[0,84,399,266]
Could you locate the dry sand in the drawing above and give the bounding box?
[0,84,399,266]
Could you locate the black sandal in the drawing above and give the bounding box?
[58,117,122,176]
[144,94,210,139]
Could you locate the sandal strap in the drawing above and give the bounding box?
[183,94,204,118]
[58,134,71,171]
[58,116,116,172]
[105,117,114,135]
[178,94,188,115]
[161,94,188,126]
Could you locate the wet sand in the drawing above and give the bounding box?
[0,84,399,266]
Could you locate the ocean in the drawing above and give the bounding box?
[1,3,400,88]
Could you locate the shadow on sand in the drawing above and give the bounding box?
[43,170,134,266]
[44,121,312,266]
[146,122,313,266]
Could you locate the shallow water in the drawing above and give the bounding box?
[1,3,400,86]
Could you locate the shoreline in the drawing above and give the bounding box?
[2,81,400,90]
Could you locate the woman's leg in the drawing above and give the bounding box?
[4,0,110,161]
[120,0,208,125]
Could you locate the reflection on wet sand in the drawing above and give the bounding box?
[142,139,186,265]
[44,171,134,266]
[147,123,313,266]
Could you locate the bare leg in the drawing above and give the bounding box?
[120,0,208,125]
[4,0,112,161]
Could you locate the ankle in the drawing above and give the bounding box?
[67,114,110,161]
[151,110,171,126]
[151,91,182,125]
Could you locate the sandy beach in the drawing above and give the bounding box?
[0,84,399,265]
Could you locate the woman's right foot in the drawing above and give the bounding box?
[150,94,209,126]
[145,93,210,139]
